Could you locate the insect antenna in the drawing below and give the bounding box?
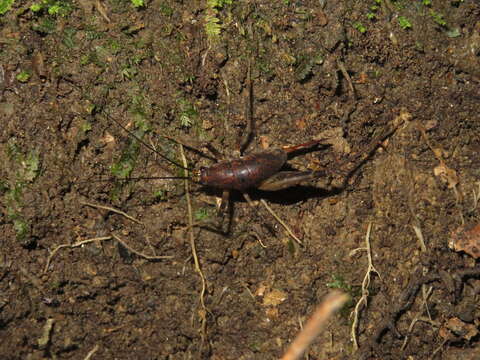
[99,112,193,172]
[81,175,191,184]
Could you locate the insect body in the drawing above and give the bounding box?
[197,148,288,191]
[195,139,330,192]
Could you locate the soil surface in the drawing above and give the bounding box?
[1,1,480,359]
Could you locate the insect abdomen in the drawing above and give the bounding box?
[199,149,287,191]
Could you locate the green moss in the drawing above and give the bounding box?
[30,3,42,12]
[194,207,211,221]
[152,189,166,202]
[159,2,173,16]
[326,274,360,319]
[16,70,31,83]
[3,140,41,242]
[0,0,14,15]
[294,54,323,82]
[31,18,56,34]
[62,27,76,48]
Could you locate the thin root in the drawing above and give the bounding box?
[81,201,143,225]
[351,222,380,350]
[179,144,208,348]
[44,235,172,273]
[44,236,111,273]
[111,234,173,261]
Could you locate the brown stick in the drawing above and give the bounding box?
[281,291,349,360]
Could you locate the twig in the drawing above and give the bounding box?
[81,201,143,225]
[84,344,99,360]
[472,181,480,212]
[351,222,380,350]
[430,339,447,360]
[337,60,356,100]
[412,224,427,252]
[94,0,110,23]
[179,144,208,346]
[281,291,349,360]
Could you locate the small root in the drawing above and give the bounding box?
[179,144,208,351]
[351,222,380,350]
[43,235,172,273]
[81,201,143,225]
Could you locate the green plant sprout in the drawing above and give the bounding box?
[353,22,367,33]
[430,10,447,27]
[16,71,31,83]
[194,208,211,221]
[29,0,73,17]
[159,2,173,16]
[152,189,166,201]
[204,0,234,41]
[398,16,412,29]
[130,0,144,8]
[326,274,355,292]
[30,3,42,12]
[367,0,380,20]
[177,98,198,128]
[205,14,222,38]
[207,0,233,8]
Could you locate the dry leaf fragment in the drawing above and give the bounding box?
[32,50,46,79]
[202,117,214,130]
[433,163,459,189]
[263,288,287,306]
[439,317,479,342]
[449,223,480,259]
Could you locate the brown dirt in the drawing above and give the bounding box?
[1,1,480,359]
